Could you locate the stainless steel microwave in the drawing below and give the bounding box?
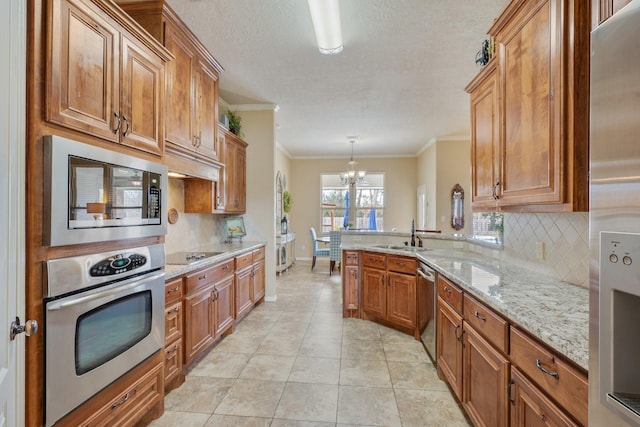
[44,135,168,246]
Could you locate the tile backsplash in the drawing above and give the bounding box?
[502,212,589,288]
[165,178,225,253]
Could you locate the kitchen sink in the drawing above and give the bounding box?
[373,244,429,252]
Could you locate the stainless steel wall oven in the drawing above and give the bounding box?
[44,244,165,427]
[44,135,168,247]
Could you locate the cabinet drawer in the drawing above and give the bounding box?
[165,278,183,304]
[387,255,416,275]
[344,251,359,266]
[164,338,183,385]
[235,251,253,270]
[510,327,588,426]
[438,275,463,314]
[185,259,234,294]
[362,251,386,269]
[81,361,163,427]
[252,246,265,262]
[463,293,508,353]
[165,300,183,343]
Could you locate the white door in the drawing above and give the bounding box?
[0,0,27,426]
[416,185,427,230]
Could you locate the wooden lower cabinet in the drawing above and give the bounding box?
[436,296,464,400]
[184,284,215,365]
[164,278,184,390]
[213,275,235,336]
[235,266,254,319]
[342,250,360,318]
[387,271,417,330]
[57,353,164,427]
[463,322,510,427]
[362,266,387,319]
[510,367,579,427]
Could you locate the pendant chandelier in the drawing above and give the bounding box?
[340,138,365,185]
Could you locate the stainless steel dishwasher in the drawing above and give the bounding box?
[417,262,437,362]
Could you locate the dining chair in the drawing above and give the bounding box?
[329,230,341,275]
[309,227,329,271]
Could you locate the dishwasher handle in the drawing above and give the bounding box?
[416,267,435,281]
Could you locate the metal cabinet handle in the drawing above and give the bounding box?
[493,180,501,200]
[443,286,452,294]
[454,324,464,343]
[111,392,130,409]
[166,343,179,354]
[536,358,559,379]
[113,112,121,134]
[474,310,486,321]
[167,286,180,294]
[508,379,515,405]
[198,274,207,280]
[222,265,229,270]
[122,115,129,137]
[167,306,179,314]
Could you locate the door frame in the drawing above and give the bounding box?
[0,0,27,425]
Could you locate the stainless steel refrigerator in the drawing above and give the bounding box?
[590,1,640,425]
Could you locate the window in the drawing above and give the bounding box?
[472,212,504,244]
[320,173,384,232]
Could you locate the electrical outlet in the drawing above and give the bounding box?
[536,241,545,261]
[441,216,446,223]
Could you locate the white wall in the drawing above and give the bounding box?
[236,109,277,300]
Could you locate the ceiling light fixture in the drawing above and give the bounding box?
[340,137,365,186]
[307,0,343,55]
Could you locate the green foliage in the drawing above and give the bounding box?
[227,110,243,137]
[283,191,292,213]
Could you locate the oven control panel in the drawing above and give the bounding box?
[90,253,147,277]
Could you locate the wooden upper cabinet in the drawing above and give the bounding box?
[468,0,589,212]
[592,0,633,28]
[47,0,169,155]
[120,35,164,154]
[119,1,223,165]
[163,22,197,151]
[223,130,247,213]
[466,60,500,209]
[48,0,120,142]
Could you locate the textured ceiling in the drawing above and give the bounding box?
[165,0,510,158]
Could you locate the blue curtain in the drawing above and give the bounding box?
[368,209,376,230]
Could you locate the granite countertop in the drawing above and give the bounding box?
[164,241,266,280]
[344,244,589,371]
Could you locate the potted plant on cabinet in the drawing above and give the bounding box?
[227,110,243,137]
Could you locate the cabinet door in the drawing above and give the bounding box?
[163,23,196,151]
[47,0,119,142]
[120,35,163,155]
[214,275,235,337]
[235,267,254,319]
[510,367,578,427]
[215,129,226,209]
[164,339,182,386]
[387,272,417,330]
[235,143,247,212]
[195,59,219,160]
[463,323,510,427]
[252,258,265,302]
[223,138,238,212]
[164,300,182,344]
[437,297,464,401]
[498,0,562,206]
[184,285,214,365]
[343,265,360,318]
[361,267,387,319]
[469,62,500,208]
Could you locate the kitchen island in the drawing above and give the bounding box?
[342,233,589,426]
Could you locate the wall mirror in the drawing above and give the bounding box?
[451,183,464,231]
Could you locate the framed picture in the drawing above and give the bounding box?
[223,216,246,240]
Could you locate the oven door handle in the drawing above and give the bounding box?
[416,267,435,281]
[46,271,165,311]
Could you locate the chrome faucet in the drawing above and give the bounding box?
[410,219,416,247]
[416,235,423,248]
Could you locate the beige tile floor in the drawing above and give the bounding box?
[147,259,470,427]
